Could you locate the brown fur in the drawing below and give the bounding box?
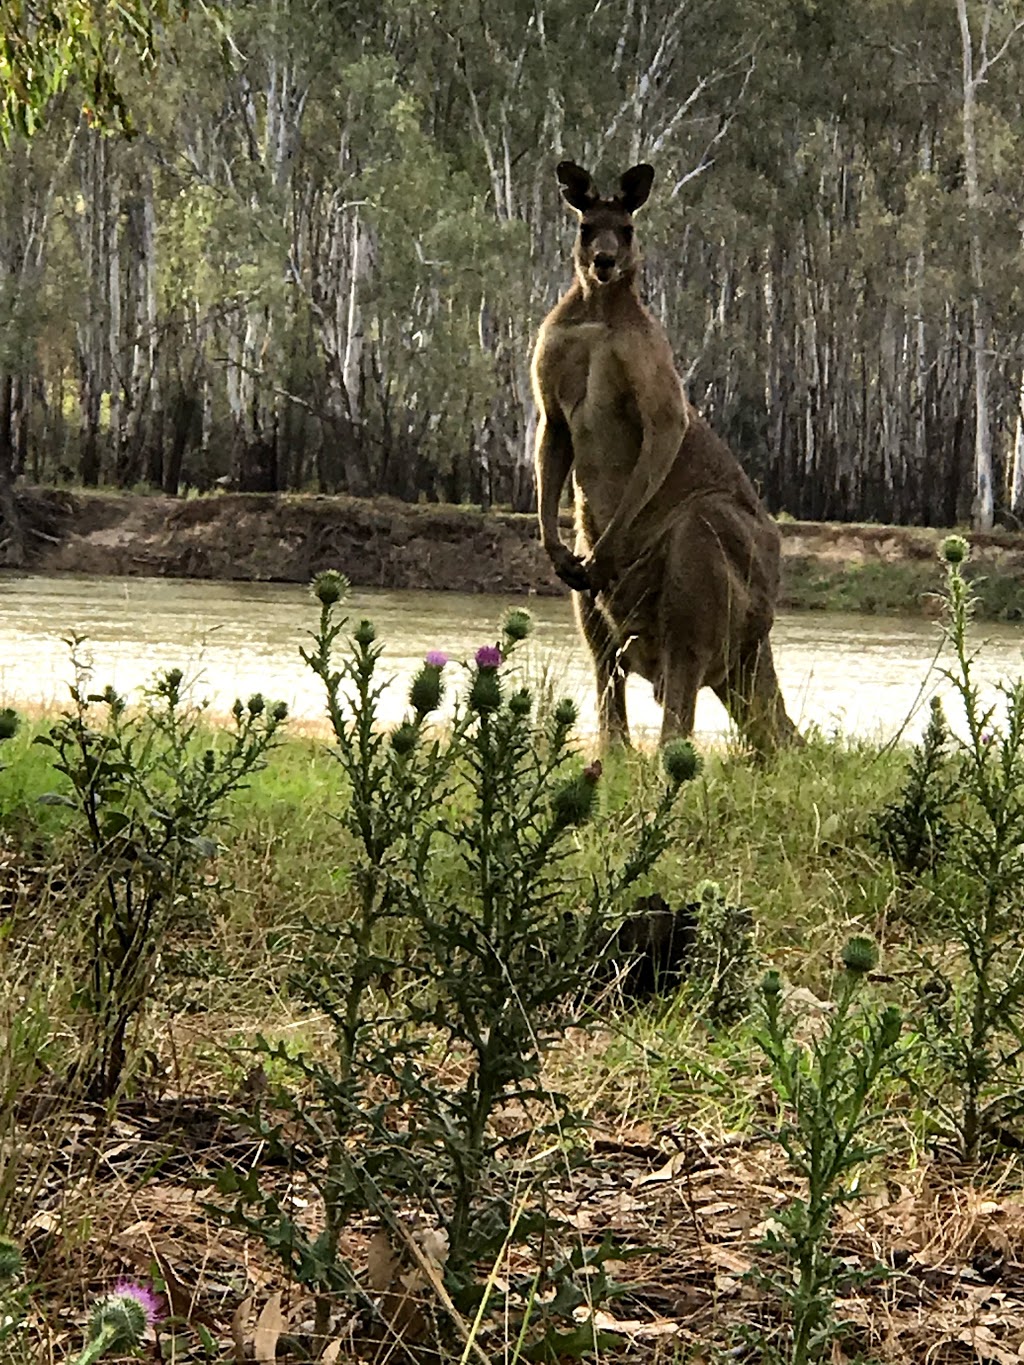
[531,160,799,751]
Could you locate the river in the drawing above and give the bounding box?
[2,573,1022,744]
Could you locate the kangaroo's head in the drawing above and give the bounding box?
[556,160,654,291]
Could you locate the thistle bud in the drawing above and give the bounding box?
[469,669,502,713]
[502,608,533,643]
[941,535,969,566]
[390,722,419,756]
[354,619,377,647]
[87,1280,163,1354]
[271,700,288,723]
[508,688,532,718]
[553,698,578,728]
[841,935,878,975]
[551,769,599,829]
[311,570,350,606]
[662,739,702,787]
[409,664,444,717]
[247,693,265,718]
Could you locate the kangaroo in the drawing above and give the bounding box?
[531,160,799,752]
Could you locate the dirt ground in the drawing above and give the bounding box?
[14,487,1024,608]
[20,1079,1024,1365]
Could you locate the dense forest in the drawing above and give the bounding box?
[1,0,1024,543]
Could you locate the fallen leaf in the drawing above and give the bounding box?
[231,1296,253,1363]
[706,1246,753,1276]
[416,1227,449,1267]
[253,1292,286,1364]
[576,1309,680,1339]
[634,1151,689,1188]
[948,1324,1021,1365]
[366,1231,398,1293]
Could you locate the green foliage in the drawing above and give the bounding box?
[0,1234,27,1353]
[781,556,1024,622]
[3,0,1024,517]
[909,545,1024,1159]
[870,696,957,878]
[33,644,287,1098]
[688,879,755,1026]
[0,0,190,143]
[753,945,902,1364]
[216,576,694,1352]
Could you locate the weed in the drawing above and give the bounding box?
[870,696,957,879]
[0,1236,27,1355]
[33,643,287,1099]
[753,938,902,1364]
[688,879,755,1027]
[910,538,1024,1159]
[216,578,697,1355]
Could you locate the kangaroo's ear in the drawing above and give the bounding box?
[618,163,655,213]
[556,160,598,214]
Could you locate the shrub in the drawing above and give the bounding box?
[753,939,902,1364]
[217,578,698,1355]
[34,644,286,1099]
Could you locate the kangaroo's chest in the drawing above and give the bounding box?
[553,325,641,468]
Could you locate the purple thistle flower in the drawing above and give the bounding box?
[981,730,995,746]
[475,645,502,670]
[112,1279,164,1326]
[424,650,448,669]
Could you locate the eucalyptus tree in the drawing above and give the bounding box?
[3,0,1024,527]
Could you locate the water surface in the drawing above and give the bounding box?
[2,574,1022,744]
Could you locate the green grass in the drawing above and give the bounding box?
[781,555,1024,620]
[2,720,910,1098]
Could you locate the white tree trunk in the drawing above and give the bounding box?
[1010,373,1024,519]
[107,166,123,465]
[342,212,372,420]
[957,0,996,531]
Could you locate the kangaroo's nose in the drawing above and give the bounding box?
[594,253,616,271]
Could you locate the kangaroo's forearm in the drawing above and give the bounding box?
[536,418,573,552]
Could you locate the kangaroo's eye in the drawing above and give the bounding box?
[621,225,634,243]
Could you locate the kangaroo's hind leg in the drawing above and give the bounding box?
[658,641,704,745]
[715,639,801,754]
[574,590,630,747]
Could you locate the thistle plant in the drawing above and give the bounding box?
[71,1280,162,1365]
[871,695,956,879]
[911,536,1024,1158]
[407,653,694,1284]
[687,879,754,1026]
[35,644,287,1099]
[754,938,902,1365]
[219,576,697,1352]
[219,573,469,1332]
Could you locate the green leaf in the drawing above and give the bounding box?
[185,836,220,859]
